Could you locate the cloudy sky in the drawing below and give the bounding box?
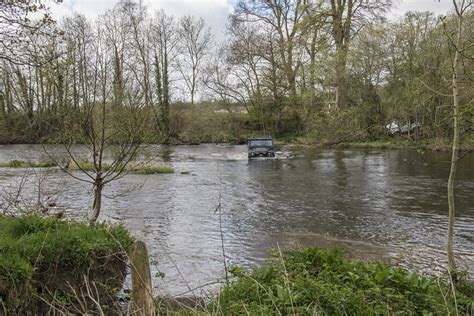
[47,0,454,41]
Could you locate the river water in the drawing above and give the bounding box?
[0,144,473,296]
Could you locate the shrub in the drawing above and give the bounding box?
[210,248,473,315]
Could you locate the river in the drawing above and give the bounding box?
[0,144,473,296]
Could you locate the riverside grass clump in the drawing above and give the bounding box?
[131,165,175,174]
[0,160,57,168]
[0,215,134,314]
[204,248,473,315]
[0,159,175,175]
[68,161,174,174]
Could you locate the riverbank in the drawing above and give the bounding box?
[1,216,472,314]
[3,136,473,151]
[0,215,133,314]
[278,135,474,152]
[194,248,474,315]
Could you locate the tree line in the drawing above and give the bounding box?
[0,0,473,143]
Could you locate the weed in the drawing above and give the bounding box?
[208,248,473,315]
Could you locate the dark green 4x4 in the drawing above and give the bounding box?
[248,136,275,159]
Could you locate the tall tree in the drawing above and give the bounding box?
[101,3,130,108]
[48,14,145,224]
[150,9,179,139]
[177,15,212,104]
[234,0,309,101]
[327,0,391,108]
[444,0,472,275]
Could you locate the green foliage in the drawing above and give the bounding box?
[209,248,473,315]
[131,165,175,174]
[337,138,416,149]
[305,108,365,144]
[0,215,133,289]
[68,160,111,172]
[169,103,256,144]
[0,160,57,168]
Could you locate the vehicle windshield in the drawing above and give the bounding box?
[249,139,273,147]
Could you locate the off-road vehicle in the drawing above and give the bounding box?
[248,136,275,159]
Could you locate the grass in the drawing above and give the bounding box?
[337,138,416,149]
[130,165,175,174]
[0,215,134,313]
[334,135,474,151]
[68,161,174,174]
[0,215,133,284]
[67,160,111,172]
[0,160,174,174]
[0,160,57,168]
[173,248,473,315]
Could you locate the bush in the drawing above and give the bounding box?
[0,215,134,314]
[210,248,473,315]
[169,103,257,144]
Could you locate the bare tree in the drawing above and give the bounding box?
[0,1,61,67]
[47,14,145,224]
[101,3,132,108]
[234,0,309,101]
[177,15,212,104]
[123,1,153,110]
[444,0,473,275]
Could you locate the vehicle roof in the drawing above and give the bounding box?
[249,136,273,140]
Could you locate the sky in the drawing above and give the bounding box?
[48,0,236,41]
[46,0,455,41]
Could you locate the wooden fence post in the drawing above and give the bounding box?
[130,240,155,315]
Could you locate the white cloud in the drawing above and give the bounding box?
[390,0,454,19]
[144,0,234,41]
[47,0,455,41]
[48,0,234,41]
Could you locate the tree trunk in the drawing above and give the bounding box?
[90,178,103,224]
[447,9,462,274]
[334,46,348,109]
[162,51,170,141]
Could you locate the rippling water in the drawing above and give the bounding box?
[0,144,473,295]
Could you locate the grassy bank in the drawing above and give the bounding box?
[0,160,57,168]
[166,248,473,315]
[0,159,175,174]
[279,136,474,152]
[336,137,474,151]
[68,161,175,174]
[0,215,134,314]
